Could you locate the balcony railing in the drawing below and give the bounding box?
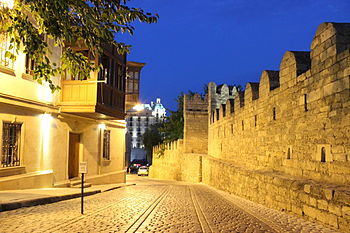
[60,80,125,120]
[61,80,97,105]
[97,83,125,114]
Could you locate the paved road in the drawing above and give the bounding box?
[0,175,339,233]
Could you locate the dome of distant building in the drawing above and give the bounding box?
[151,98,166,119]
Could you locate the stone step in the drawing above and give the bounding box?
[70,182,92,188]
[69,178,92,188]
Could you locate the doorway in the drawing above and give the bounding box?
[68,133,80,179]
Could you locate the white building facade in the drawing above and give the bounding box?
[126,98,166,164]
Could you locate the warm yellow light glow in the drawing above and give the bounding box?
[37,83,53,103]
[40,113,52,169]
[133,104,144,112]
[0,0,14,9]
[98,123,106,130]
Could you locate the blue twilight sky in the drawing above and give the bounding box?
[120,0,350,111]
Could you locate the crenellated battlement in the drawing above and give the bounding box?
[153,139,183,153]
[184,93,208,112]
[208,22,350,123]
[208,83,238,112]
[207,22,350,185]
[311,22,350,73]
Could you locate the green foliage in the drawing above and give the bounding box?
[143,123,164,155]
[0,0,158,91]
[160,94,184,143]
[154,147,165,159]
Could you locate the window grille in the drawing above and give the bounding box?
[25,55,36,76]
[2,123,21,167]
[102,130,111,160]
[0,33,15,69]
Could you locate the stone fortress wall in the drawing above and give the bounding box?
[152,140,203,183]
[208,22,350,184]
[150,22,350,231]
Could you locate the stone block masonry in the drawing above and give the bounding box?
[184,94,208,154]
[208,22,350,183]
[150,140,203,183]
[150,22,350,232]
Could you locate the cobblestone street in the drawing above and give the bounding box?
[0,176,339,233]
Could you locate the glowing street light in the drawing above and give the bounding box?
[133,104,144,112]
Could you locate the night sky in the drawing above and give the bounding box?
[121,0,350,111]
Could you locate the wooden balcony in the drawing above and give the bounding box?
[60,80,125,120]
[59,46,126,120]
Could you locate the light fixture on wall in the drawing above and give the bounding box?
[98,123,106,131]
[40,113,53,169]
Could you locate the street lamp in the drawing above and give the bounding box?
[133,103,144,112]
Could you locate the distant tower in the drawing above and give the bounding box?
[125,61,145,111]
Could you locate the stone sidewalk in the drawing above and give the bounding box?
[0,183,135,212]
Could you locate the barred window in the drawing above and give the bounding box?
[25,55,36,76]
[102,130,111,160]
[0,33,15,69]
[2,123,22,167]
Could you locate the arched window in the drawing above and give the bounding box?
[321,147,326,162]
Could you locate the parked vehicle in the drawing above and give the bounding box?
[138,166,149,176]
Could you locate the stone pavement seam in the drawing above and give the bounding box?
[189,185,215,233]
[123,186,170,233]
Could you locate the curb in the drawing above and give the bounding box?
[0,190,100,212]
[102,183,136,192]
[0,183,137,212]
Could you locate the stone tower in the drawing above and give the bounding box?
[183,94,208,154]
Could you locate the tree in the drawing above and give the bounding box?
[143,123,164,155]
[160,93,185,142]
[142,123,164,162]
[0,0,158,91]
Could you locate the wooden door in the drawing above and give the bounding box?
[68,133,80,179]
